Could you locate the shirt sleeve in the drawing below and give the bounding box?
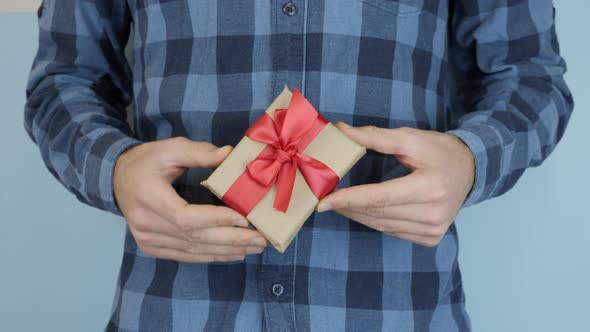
[445,0,574,207]
[24,0,142,216]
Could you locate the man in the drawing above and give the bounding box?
[25,0,572,331]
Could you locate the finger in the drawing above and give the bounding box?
[335,208,442,237]
[189,243,266,256]
[165,137,233,169]
[129,210,193,241]
[386,232,442,248]
[146,184,249,230]
[176,204,250,230]
[140,246,245,263]
[335,122,412,156]
[317,173,428,212]
[341,204,444,225]
[134,230,265,256]
[191,227,269,247]
[130,227,192,252]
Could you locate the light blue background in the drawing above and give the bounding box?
[0,2,588,331]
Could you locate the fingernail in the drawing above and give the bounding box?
[316,201,332,213]
[233,218,249,228]
[338,122,351,129]
[250,237,267,247]
[219,145,233,154]
[246,246,264,254]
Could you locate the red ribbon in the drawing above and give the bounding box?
[222,88,340,215]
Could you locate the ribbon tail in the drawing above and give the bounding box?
[273,158,298,212]
[297,154,340,199]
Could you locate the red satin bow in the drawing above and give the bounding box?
[222,88,339,215]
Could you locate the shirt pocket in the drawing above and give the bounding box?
[359,0,423,16]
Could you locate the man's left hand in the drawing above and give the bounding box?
[316,123,475,247]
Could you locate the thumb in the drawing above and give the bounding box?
[166,137,233,168]
[335,122,410,156]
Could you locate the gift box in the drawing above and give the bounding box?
[201,86,366,253]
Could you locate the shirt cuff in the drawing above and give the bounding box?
[445,124,504,208]
[92,131,142,216]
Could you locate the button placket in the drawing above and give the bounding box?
[258,2,305,328]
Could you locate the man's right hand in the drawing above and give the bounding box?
[113,137,269,263]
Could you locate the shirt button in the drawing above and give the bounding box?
[271,283,284,296]
[282,2,298,16]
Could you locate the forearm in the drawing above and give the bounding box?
[446,0,574,207]
[24,0,141,215]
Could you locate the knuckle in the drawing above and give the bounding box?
[332,196,351,210]
[226,255,242,262]
[380,221,400,234]
[213,215,226,227]
[373,195,390,208]
[398,126,412,133]
[187,255,205,263]
[362,206,386,218]
[133,184,148,202]
[227,246,244,255]
[187,242,200,254]
[398,126,417,137]
[196,257,211,263]
[133,231,151,244]
[434,225,448,237]
[132,217,149,232]
[169,136,189,146]
[173,211,190,232]
[231,237,245,247]
[384,231,396,239]
[190,231,203,245]
[364,125,382,144]
[193,141,212,151]
[365,125,379,133]
[183,240,194,254]
[157,152,173,168]
[423,237,441,248]
[160,139,188,164]
[214,255,231,262]
[140,245,154,256]
[424,210,443,225]
[177,257,192,263]
[160,137,178,152]
[229,237,241,247]
[342,199,353,210]
[371,220,387,233]
[424,225,443,237]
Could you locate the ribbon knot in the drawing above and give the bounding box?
[236,88,340,213]
[276,148,296,163]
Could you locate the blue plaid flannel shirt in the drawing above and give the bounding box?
[24,1,573,331]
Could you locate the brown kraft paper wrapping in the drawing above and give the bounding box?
[201,86,366,253]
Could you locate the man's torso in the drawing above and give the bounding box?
[107,1,470,331]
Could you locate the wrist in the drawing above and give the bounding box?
[111,140,143,216]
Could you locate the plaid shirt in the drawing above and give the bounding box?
[25,1,573,331]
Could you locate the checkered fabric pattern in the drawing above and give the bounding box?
[24,1,573,331]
